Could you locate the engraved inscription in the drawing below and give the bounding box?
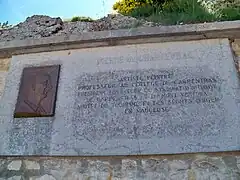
[14,65,60,118]
[97,51,198,65]
[77,70,221,114]
[74,68,224,141]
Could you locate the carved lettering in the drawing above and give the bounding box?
[76,69,222,116]
[74,68,223,139]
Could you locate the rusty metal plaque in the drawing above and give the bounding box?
[14,65,60,118]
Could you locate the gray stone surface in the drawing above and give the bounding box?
[1,155,240,180]
[8,119,52,155]
[7,161,22,171]
[0,14,156,43]
[24,160,40,170]
[0,38,239,156]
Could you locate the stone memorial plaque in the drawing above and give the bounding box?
[1,39,239,156]
[14,65,60,118]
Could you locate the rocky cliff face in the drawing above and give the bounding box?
[0,14,157,42]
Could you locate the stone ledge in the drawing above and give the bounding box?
[232,39,240,56]
[0,20,240,58]
[2,150,240,160]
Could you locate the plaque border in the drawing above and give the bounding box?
[13,65,61,118]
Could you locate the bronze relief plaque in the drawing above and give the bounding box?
[14,65,61,118]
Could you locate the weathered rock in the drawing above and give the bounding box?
[0,14,157,42]
[122,159,137,171]
[142,159,169,174]
[236,156,240,169]
[7,160,22,171]
[60,21,93,35]
[169,160,190,171]
[35,175,56,180]
[170,171,188,180]
[194,172,224,180]
[222,156,238,170]
[0,159,6,168]
[24,160,40,170]
[192,157,226,172]
[0,15,63,42]
[187,169,196,180]
[7,176,22,180]
[49,170,64,180]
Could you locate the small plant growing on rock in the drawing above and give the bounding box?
[70,16,94,22]
[0,21,12,29]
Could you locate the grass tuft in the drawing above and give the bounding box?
[70,16,94,22]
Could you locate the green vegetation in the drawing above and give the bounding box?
[70,16,94,22]
[113,0,240,25]
[213,0,240,21]
[113,0,146,15]
[0,21,12,29]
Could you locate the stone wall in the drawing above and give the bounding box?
[0,58,10,99]
[0,19,240,180]
[0,39,239,180]
[0,153,240,180]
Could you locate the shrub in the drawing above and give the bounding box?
[212,0,240,20]
[114,0,239,25]
[0,21,12,29]
[148,0,217,24]
[113,0,146,14]
[70,16,94,22]
[129,4,157,17]
[136,0,172,7]
[212,0,240,10]
[113,0,173,15]
[215,7,240,20]
[162,0,206,13]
